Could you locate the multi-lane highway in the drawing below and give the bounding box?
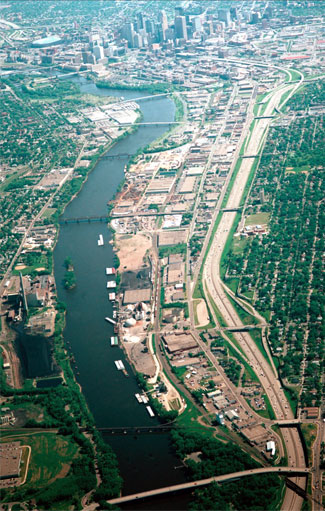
[197,73,308,511]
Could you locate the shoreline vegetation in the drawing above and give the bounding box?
[1,80,143,509]
[1,77,286,511]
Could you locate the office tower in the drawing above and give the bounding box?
[159,10,168,31]
[174,16,188,40]
[207,19,214,35]
[93,45,104,61]
[137,12,144,30]
[133,20,139,33]
[175,6,184,16]
[230,7,238,19]
[251,11,261,24]
[158,10,168,41]
[145,19,155,34]
[133,33,143,48]
[165,27,174,42]
[218,9,231,26]
[193,16,202,32]
[265,6,273,18]
[124,22,135,47]
[82,50,96,64]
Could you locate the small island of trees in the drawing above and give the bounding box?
[63,256,76,290]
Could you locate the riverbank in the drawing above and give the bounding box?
[0,82,149,508]
[52,81,189,501]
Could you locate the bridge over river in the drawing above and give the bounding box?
[107,466,310,505]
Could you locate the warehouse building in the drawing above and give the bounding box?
[162,332,197,354]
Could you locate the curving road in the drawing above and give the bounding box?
[202,76,307,511]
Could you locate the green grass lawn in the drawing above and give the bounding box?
[245,212,270,227]
[1,431,78,487]
[283,387,299,416]
[225,278,239,294]
[301,423,318,465]
[289,69,302,82]
[249,328,273,369]
[12,253,51,276]
[254,393,276,420]
[224,292,258,326]
[232,236,248,255]
[42,207,57,219]
[285,164,310,173]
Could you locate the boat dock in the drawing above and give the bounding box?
[106,267,116,275]
[111,336,118,346]
[146,406,155,417]
[105,317,116,325]
[114,359,128,377]
[115,360,125,370]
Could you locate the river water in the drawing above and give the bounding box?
[53,78,190,508]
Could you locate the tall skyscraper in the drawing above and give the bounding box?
[137,12,144,30]
[158,10,168,41]
[193,16,202,32]
[174,16,187,40]
[145,19,155,34]
[133,33,143,48]
[218,9,231,26]
[175,6,184,17]
[93,44,104,61]
[124,22,135,47]
[230,7,238,20]
[159,10,168,30]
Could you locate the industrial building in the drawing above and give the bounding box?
[162,332,197,354]
[123,288,151,305]
[0,442,22,481]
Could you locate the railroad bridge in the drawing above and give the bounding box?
[97,424,174,435]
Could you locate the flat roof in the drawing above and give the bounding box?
[180,176,196,194]
[0,442,22,479]
[162,332,197,353]
[158,230,187,247]
[123,288,151,304]
[146,177,175,194]
[32,35,62,47]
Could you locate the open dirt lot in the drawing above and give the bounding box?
[195,299,209,327]
[115,233,152,271]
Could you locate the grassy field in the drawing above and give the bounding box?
[283,386,299,416]
[225,292,258,326]
[12,253,51,276]
[249,328,273,369]
[245,212,270,227]
[301,423,318,465]
[42,207,57,219]
[289,69,302,82]
[232,236,248,255]
[253,393,276,420]
[285,164,310,174]
[1,431,78,487]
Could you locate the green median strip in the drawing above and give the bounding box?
[224,339,259,383]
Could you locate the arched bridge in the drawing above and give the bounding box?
[107,466,310,505]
